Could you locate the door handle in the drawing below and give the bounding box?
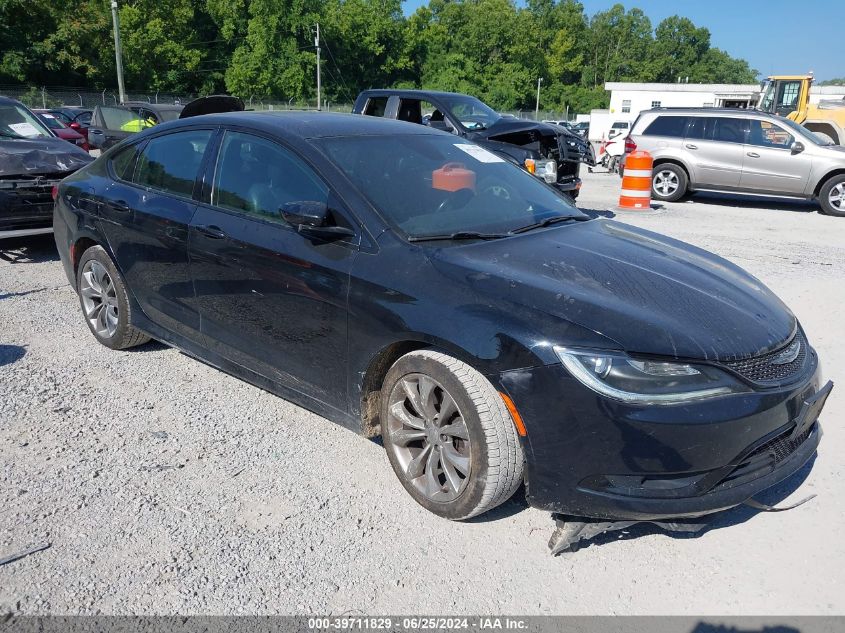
[747,152,760,158]
[108,199,130,213]
[685,143,698,150]
[195,224,227,239]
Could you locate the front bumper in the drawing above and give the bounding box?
[0,176,60,238]
[499,358,826,521]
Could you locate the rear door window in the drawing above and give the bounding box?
[643,116,689,137]
[712,117,747,144]
[134,129,212,198]
[110,145,138,181]
[363,97,388,117]
[99,106,144,131]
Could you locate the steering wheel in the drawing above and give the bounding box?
[435,188,474,214]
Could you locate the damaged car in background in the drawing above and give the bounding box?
[1,95,92,239]
[353,89,595,199]
[54,113,831,552]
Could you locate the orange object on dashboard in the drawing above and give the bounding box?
[432,163,476,192]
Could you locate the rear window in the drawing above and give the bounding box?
[643,116,688,137]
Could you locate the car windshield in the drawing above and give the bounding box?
[0,103,53,139]
[318,134,584,238]
[440,95,500,131]
[775,115,826,145]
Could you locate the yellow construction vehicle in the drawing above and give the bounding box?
[758,74,845,144]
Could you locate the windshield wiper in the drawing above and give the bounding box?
[408,231,508,243]
[508,215,587,234]
[0,130,25,139]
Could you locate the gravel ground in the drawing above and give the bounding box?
[1,169,844,615]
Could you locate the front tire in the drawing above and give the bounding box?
[76,245,150,350]
[651,163,688,202]
[819,175,845,217]
[381,350,524,520]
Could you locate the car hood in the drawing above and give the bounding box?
[429,219,796,362]
[0,137,92,177]
[471,118,595,166]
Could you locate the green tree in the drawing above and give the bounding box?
[651,15,710,83]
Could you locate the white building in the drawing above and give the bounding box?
[586,81,845,141]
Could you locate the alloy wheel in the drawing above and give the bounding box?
[653,170,679,196]
[80,260,119,338]
[386,374,472,502]
[829,183,844,211]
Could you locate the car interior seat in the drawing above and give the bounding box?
[398,101,423,125]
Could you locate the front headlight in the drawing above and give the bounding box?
[553,346,749,405]
[524,158,557,184]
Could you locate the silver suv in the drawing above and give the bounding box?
[626,108,845,216]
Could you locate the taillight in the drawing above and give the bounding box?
[624,137,637,153]
[51,184,59,201]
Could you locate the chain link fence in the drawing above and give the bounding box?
[0,85,355,112]
[1,85,575,122]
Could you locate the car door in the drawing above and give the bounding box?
[88,106,146,149]
[684,116,746,188]
[739,118,813,194]
[98,128,215,343]
[188,129,359,409]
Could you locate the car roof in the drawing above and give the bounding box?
[145,111,447,140]
[0,95,25,106]
[357,89,481,100]
[640,107,776,118]
[119,102,183,111]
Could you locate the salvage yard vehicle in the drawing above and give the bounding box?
[34,109,89,151]
[87,102,184,150]
[1,95,92,239]
[353,89,594,199]
[55,112,830,522]
[625,107,845,216]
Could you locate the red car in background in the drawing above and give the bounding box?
[44,107,93,148]
[33,110,89,152]
[34,110,89,151]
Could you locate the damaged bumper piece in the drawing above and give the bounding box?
[0,175,64,238]
[499,350,830,526]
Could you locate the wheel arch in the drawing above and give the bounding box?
[652,157,692,183]
[813,168,845,197]
[71,235,104,278]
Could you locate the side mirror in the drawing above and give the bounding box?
[280,201,354,239]
[792,141,805,154]
[69,122,81,130]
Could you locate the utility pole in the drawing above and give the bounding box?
[314,23,321,111]
[535,77,543,121]
[110,0,126,104]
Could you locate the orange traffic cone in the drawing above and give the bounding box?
[617,150,653,210]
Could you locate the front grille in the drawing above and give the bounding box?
[748,424,813,466]
[721,330,808,384]
[714,423,815,490]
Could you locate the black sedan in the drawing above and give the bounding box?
[54,112,830,522]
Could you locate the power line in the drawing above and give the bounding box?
[320,35,355,103]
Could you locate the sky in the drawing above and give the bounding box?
[401,0,844,82]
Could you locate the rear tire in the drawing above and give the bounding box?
[76,245,150,350]
[380,350,524,520]
[651,163,688,202]
[819,175,845,217]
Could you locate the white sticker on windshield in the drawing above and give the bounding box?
[9,122,41,137]
[453,143,505,163]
